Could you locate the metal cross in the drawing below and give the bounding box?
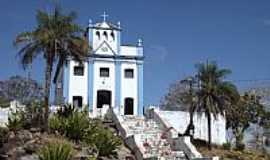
[101,11,109,22]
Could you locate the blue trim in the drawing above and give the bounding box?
[137,63,144,115]
[88,28,93,47]
[117,31,121,54]
[115,61,121,112]
[88,60,94,112]
[88,53,144,60]
[63,61,70,103]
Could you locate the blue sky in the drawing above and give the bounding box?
[1,0,270,105]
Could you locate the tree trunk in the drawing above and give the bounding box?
[207,112,212,150]
[235,129,245,150]
[44,58,53,131]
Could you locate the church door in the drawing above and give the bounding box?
[97,90,111,108]
[124,98,134,115]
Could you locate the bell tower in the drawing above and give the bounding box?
[87,12,121,55]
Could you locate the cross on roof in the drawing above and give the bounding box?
[101,12,109,22]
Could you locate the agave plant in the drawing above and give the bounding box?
[38,139,74,160]
[7,110,24,133]
[84,120,122,159]
[64,110,90,142]
[48,114,65,134]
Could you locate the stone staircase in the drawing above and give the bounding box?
[112,114,188,160]
[134,119,186,159]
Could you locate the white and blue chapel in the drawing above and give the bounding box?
[54,13,144,117]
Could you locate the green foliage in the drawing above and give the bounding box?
[7,101,45,131]
[222,142,232,150]
[48,114,65,134]
[57,104,76,118]
[49,108,90,142]
[64,111,90,142]
[235,143,245,151]
[49,108,121,158]
[0,97,10,108]
[38,139,73,160]
[92,128,122,158]
[7,110,24,133]
[14,6,89,130]
[195,61,238,149]
[226,92,268,150]
[84,120,122,158]
[22,101,45,129]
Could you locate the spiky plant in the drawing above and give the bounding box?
[38,139,73,160]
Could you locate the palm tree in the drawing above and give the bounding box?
[180,76,197,139]
[14,7,89,129]
[195,61,239,150]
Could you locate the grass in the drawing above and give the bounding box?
[193,140,270,160]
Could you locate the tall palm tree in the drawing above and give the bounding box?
[14,7,89,129]
[195,61,239,150]
[180,76,197,139]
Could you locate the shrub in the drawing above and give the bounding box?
[64,110,90,142]
[38,139,74,160]
[49,106,121,159]
[48,115,64,134]
[84,121,122,158]
[235,143,245,151]
[57,104,75,118]
[22,101,44,129]
[222,142,231,150]
[7,110,23,133]
[50,109,90,142]
[93,128,122,158]
[235,143,246,151]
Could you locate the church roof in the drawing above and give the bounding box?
[91,21,121,31]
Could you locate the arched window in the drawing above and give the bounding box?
[103,31,108,40]
[110,31,115,41]
[96,31,100,40]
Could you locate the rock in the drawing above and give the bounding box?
[24,140,39,154]
[7,146,26,158]
[20,154,39,160]
[8,131,15,139]
[33,132,41,139]
[30,128,40,133]
[17,130,33,142]
[0,154,8,160]
[74,144,82,150]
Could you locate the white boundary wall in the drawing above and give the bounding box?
[148,107,226,145]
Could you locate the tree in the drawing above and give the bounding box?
[14,7,89,129]
[180,76,197,138]
[0,75,43,105]
[226,92,269,150]
[160,80,191,111]
[195,61,239,150]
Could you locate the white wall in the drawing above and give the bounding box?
[154,109,226,145]
[92,60,115,117]
[120,62,138,115]
[92,28,119,55]
[121,46,138,56]
[68,61,88,105]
